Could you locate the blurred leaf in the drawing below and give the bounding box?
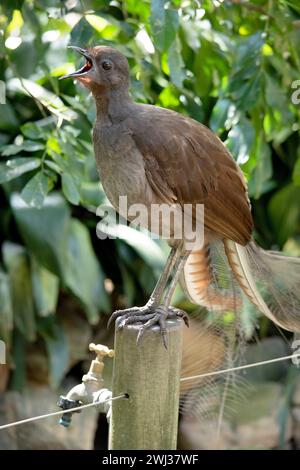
[61,173,80,205]
[1,0,24,21]
[21,171,54,208]
[0,270,13,344]
[168,38,185,88]
[7,78,77,121]
[80,181,106,209]
[268,184,300,246]
[2,242,36,341]
[63,219,110,323]
[70,17,94,46]
[0,103,19,131]
[1,141,44,156]
[248,135,272,199]
[38,317,69,389]
[226,116,255,164]
[150,0,179,52]
[10,331,26,391]
[11,192,70,277]
[0,158,40,183]
[210,98,232,133]
[21,122,45,140]
[98,216,165,271]
[293,154,300,186]
[31,258,59,317]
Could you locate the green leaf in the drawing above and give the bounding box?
[226,116,255,164]
[63,219,110,323]
[21,171,54,208]
[11,192,71,277]
[0,270,13,345]
[210,98,232,133]
[61,173,81,205]
[21,122,45,140]
[0,158,40,183]
[248,135,272,199]
[7,78,77,121]
[268,184,300,246]
[70,17,94,46]
[293,155,300,186]
[150,0,179,52]
[2,242,36,341]
[168,38,185,88]
[31,258,59,317]
[80,181,106,209]
[38,317,69,389]
[10,331,26,391]
[1,141,44,156]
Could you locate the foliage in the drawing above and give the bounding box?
[0,0,300,387]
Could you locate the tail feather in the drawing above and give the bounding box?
[224,239,300,333]
[181,243,242,311]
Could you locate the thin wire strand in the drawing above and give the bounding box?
[1,353,300,431]
[0,394,127,431]
[180,352,300,383]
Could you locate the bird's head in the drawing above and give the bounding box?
[60,45,130,93]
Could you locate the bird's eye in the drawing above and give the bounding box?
[101,60,112,70]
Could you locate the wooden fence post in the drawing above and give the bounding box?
[108,318,183,450]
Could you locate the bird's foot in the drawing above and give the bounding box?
[108,304,188,349]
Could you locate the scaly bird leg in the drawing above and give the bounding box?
[108,245,181,328]
[136,248,190,348]
[108,243,190,348]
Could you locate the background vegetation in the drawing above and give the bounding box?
[0,0,300,407]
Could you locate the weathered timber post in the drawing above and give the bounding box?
[108,318,183,450]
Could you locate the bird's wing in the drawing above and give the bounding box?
[128,104,253,245]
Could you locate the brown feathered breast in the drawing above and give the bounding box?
[128,104,253,246]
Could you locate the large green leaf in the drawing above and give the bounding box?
[0,269,13,345]
[268,184,300,246]
[38,316,69,389]
[2,242,36,341]
[7,78,77,121]
[150,0,179,52]
[11,192,70,277]
[97,213,165,271]
[168,38,185,88]
[63,219,110,323]
[31,257,60,317]
[61,173,80,205]
[248,135,273,199]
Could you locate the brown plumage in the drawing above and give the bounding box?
[61,45,300,343]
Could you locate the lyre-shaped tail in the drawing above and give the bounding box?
[224,239,300,332]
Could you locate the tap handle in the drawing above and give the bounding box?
[89,343,114,361]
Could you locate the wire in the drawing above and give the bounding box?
[180,352,300,383]
[0,394,127,431]
[1,353,300,430]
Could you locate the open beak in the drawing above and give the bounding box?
[60,46,93,80]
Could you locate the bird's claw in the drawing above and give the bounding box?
[108,304,188,349]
